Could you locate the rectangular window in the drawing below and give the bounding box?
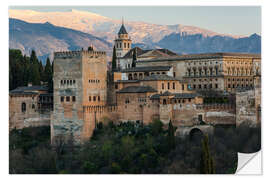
[89,96,91,101]
[182,84,184,90]
[215,84,218,88]
[72,96,76,102]
[93,96,96,101]
[162,83,164,90]
[168,82,170,89]
[173,82,175,89]
[115,84,118,89]
[173,72,176,77]
[98,96,100,101]
[61,96,64,102]
[66,96,70,102]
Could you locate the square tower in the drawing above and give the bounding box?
[52,49,107,144]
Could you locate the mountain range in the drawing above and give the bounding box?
[9,9,261,62]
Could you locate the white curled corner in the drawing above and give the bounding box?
[236,151,262,174]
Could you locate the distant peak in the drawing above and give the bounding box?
[250,33,260,37]
[44,21,53,26]
[69,9,109,19]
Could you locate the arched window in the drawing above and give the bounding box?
[21,102,26,112]
[134,73,138,80]
[128,74,133,80]
[210,68,213,76]
[188,69,191,76]
[163,99,167,105]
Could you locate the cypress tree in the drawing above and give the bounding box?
[200,135,215,174]
[31,63,41,85]
[38,60,44,82]
[112,46,117,71]
[132,48,137,68]
[44,58,53,91]
[167,119,176,150]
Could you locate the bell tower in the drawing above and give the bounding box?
[114,19,132,59]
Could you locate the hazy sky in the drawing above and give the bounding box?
[10,6,261,36]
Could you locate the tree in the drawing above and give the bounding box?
[167,119,175,150]
[112,46,117,71]
[29,50,41,85]
[200,135,215,174]
[31,63,41,85]
[132,48,137,68]
[44,58,53,91]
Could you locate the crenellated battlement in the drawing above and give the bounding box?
[82,50,106,56]
[54,50,106,59]
[54,51,82,58]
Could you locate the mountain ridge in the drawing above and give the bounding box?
[9,9,247,44]
[9,18,112,63]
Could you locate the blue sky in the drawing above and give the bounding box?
[10,6,261,36]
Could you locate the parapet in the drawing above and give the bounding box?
[54,50,106,59]
[81,50,106,57]
[54,51,82,58]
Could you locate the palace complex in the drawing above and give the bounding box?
[9,22,261,144]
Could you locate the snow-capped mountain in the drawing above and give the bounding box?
[9,9,261,62]
[9,18,112,63]
[9,9,245,44]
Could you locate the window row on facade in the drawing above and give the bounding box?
[60,79,76,86]
[186,60,222,66]
[89,79,100,83]
[227,83,253,89]
[227,78,253,82]
[116,42,130,49]
[128,71,167,80]
[186,67,219,77]
[161,82,176,90]
[193,78,218,82]
[60,96,76,102]
[89,96,101,102]
[191,83,219,90]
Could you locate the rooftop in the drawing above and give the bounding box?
[122,47,178,59]
[121,66,172,73]
[150,93,201,99]
[142,74,179,81]
[10,85,48,92]
[137,52,261,63]
[118,24,128,35]
[117,86,157,93]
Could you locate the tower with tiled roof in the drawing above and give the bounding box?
[114,19,132,67]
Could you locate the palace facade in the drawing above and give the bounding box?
[9,22,261,144]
